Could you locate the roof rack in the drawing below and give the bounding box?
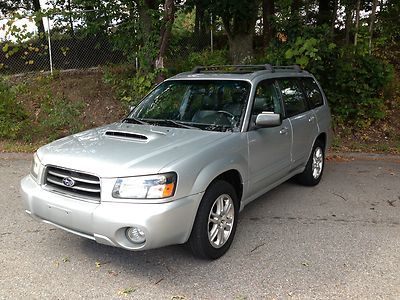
[273,65,302,72]
[191,64,302,74]
[191,64,273,74]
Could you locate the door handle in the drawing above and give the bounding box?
[308,116,315,122]
[279,127,288,135]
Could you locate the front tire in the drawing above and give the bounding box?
[296,140,325,186]
[189,180,239,259]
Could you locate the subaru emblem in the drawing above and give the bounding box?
[62,177,75,187]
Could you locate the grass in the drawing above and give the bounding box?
[1,70,125,153]
[330,138,400,155]
[1,141,41,153]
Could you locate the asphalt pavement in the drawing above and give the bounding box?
[0,153,399,299]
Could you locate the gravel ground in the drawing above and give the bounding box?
[0,153,399,299]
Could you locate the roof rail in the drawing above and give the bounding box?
[272,65,302,72]
[192,64,273,74]
[191,64,302,74]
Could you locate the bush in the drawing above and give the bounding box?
[169,49,229,74]
[187,49,229,67]
[0,78,27,139]
[34,93,84,141]
[103,67,160,106]
[321,52,394,128]
[260,32,394,128]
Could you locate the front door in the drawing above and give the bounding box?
[247,80,292,198]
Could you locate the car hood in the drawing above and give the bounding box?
[37,123,230,178]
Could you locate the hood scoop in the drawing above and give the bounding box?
[105,131,148,141]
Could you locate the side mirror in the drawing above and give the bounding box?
[129,105,136,113]
[255,112,281,128]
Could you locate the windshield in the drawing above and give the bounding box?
[129,80,251,132]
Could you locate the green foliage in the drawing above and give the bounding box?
[284,37,323,68]
[170,49,229,74]
[104,50,227,108]
[376,0,400,45]
[35,93,84,141]
[0,78,27,139]
[261,25,394,128]
[103,67,161,106]
[322,52,394,128]
[0,13,49,71]
[1,73,84,143]
[108,1,166,71]
[171,10,195,37]
[188,49,229,67]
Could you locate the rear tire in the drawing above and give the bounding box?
[296,140,325,186]
[189,180,239,259]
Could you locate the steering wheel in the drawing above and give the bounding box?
[217,110,235,119]
[216,110,237,127]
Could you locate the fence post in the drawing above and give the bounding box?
[210,13,214,53]
[46,16,53,75]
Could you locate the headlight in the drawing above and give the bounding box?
[112,173,177,199]
[30,153,43,182]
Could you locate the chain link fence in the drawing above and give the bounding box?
[0,12,127,75]
[0,11,217,76]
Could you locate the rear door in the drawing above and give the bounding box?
[300,77,331,143]
[277,78,319,169]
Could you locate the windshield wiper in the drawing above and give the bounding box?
[203,124,234,132]
[161,119,201,130]
[122,116,149,125]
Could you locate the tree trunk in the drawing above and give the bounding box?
[291,0,301,19]
[354,0,361,46]
[262,0,275,47]
[368,0,379,53]
[331,0,338,35]
[318,0,333,26]
[344,4,353,45]
[194,4,207,50]
[137,0,156,69]
[228,34,254,64]
[67,0,74,36]
[219,0,257,63]
[155,0,175,71]
[83,4,99,35]
[194,5,201,50]
[32,0,45,37]
[304,0,311,23]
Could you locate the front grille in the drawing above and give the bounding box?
[45,166,101,201]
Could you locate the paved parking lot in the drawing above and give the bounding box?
[1,153,399,299]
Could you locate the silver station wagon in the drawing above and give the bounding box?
[20,64,332,259]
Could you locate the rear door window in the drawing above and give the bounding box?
[301,77,324,108]
[278,79,308,117]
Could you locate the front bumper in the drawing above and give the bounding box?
[20,175,203,251]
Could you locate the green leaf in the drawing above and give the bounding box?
[285,49,294,59]
[296,56,309,67]
[117,288,136,296]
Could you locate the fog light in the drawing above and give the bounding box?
[126,227,146,244]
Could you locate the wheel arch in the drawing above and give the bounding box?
[209,169,243,203]
[189,154,247,203]
[315,132,327,151]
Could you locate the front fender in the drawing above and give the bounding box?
[189,153,248,198]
